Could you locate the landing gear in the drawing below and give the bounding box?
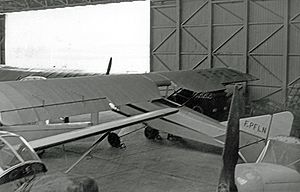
[107,132,125,148]
[167,134,182,141]
[144,126,161,140]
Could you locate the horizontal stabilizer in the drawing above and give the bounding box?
[29,108,178,150]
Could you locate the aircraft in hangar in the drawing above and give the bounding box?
[216,85,300,192]
[0,107,177,192]
[0,85,298,192]
[0,67,294,163]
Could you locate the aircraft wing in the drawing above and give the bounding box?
[119,100,293,163]
[0,65,98,81]
[0,68,256,126]
[119,100,226,147]
[0,74,162,125]
[145,68,257,92]
[29,108,178,150]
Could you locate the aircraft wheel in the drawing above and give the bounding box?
[167,134,182,141]
[144,127,160,140]
[107,132,122,148]
[193,105,204,114]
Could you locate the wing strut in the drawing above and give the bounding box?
[65,132,110,173]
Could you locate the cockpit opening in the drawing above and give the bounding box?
[0,131,47,185]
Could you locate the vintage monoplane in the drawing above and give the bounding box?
[0,67,293,164]
[0,84,298,192]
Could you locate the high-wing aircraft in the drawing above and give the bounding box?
[0,67,293,165]
[0,84,297,192]
[217,85,300,192]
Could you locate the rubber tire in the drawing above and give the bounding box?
[144,127,159,140]
[107,132,121,148]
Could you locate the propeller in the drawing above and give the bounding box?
[106,57,112,75]
[217,85,240,192]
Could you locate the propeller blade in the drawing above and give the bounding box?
[106,57,112,75]
[217,85,240,192]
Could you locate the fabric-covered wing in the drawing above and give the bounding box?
[0,74,161,125]
[29,108,178,150]
[119,100,292,163]
[144,68,257,93]
[0,65,98,81]
[195,68,257,84]
[160,70,225,92]
[0,68,256,125]
[119,100,226,147]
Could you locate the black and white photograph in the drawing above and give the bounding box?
[0,0,299,191]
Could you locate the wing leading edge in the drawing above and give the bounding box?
[29,108,178,151]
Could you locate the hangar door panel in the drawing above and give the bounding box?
[151,0,178,71]
[247,0,287,104]
[151,0,247,72]
[180,0,210,70]
[151,0,300,106]
[211,0,246,72]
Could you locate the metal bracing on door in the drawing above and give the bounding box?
[150,0,300,106]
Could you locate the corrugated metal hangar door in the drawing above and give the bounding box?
[150,0,300,107]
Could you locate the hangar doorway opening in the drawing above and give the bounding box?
[5,1,150,74]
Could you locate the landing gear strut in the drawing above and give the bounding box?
[144,126,161,140]
[36,150,45,158]
[107,132,125,148]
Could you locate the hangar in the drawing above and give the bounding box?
[0,0,299,109]
[0,1,299,191]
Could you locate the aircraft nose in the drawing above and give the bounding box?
[235,164,264,192]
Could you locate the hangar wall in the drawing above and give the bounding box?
[150,0,300,108]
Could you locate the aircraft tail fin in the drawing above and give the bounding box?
[217,85,240,192]
[237,111,293,140]
[220,110,294,163]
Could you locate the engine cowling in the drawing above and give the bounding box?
[235,163,300,192]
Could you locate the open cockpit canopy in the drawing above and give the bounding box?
[257,136,300,173]
[0,131,46,185]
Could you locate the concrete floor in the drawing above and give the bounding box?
[41,128,223,192]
